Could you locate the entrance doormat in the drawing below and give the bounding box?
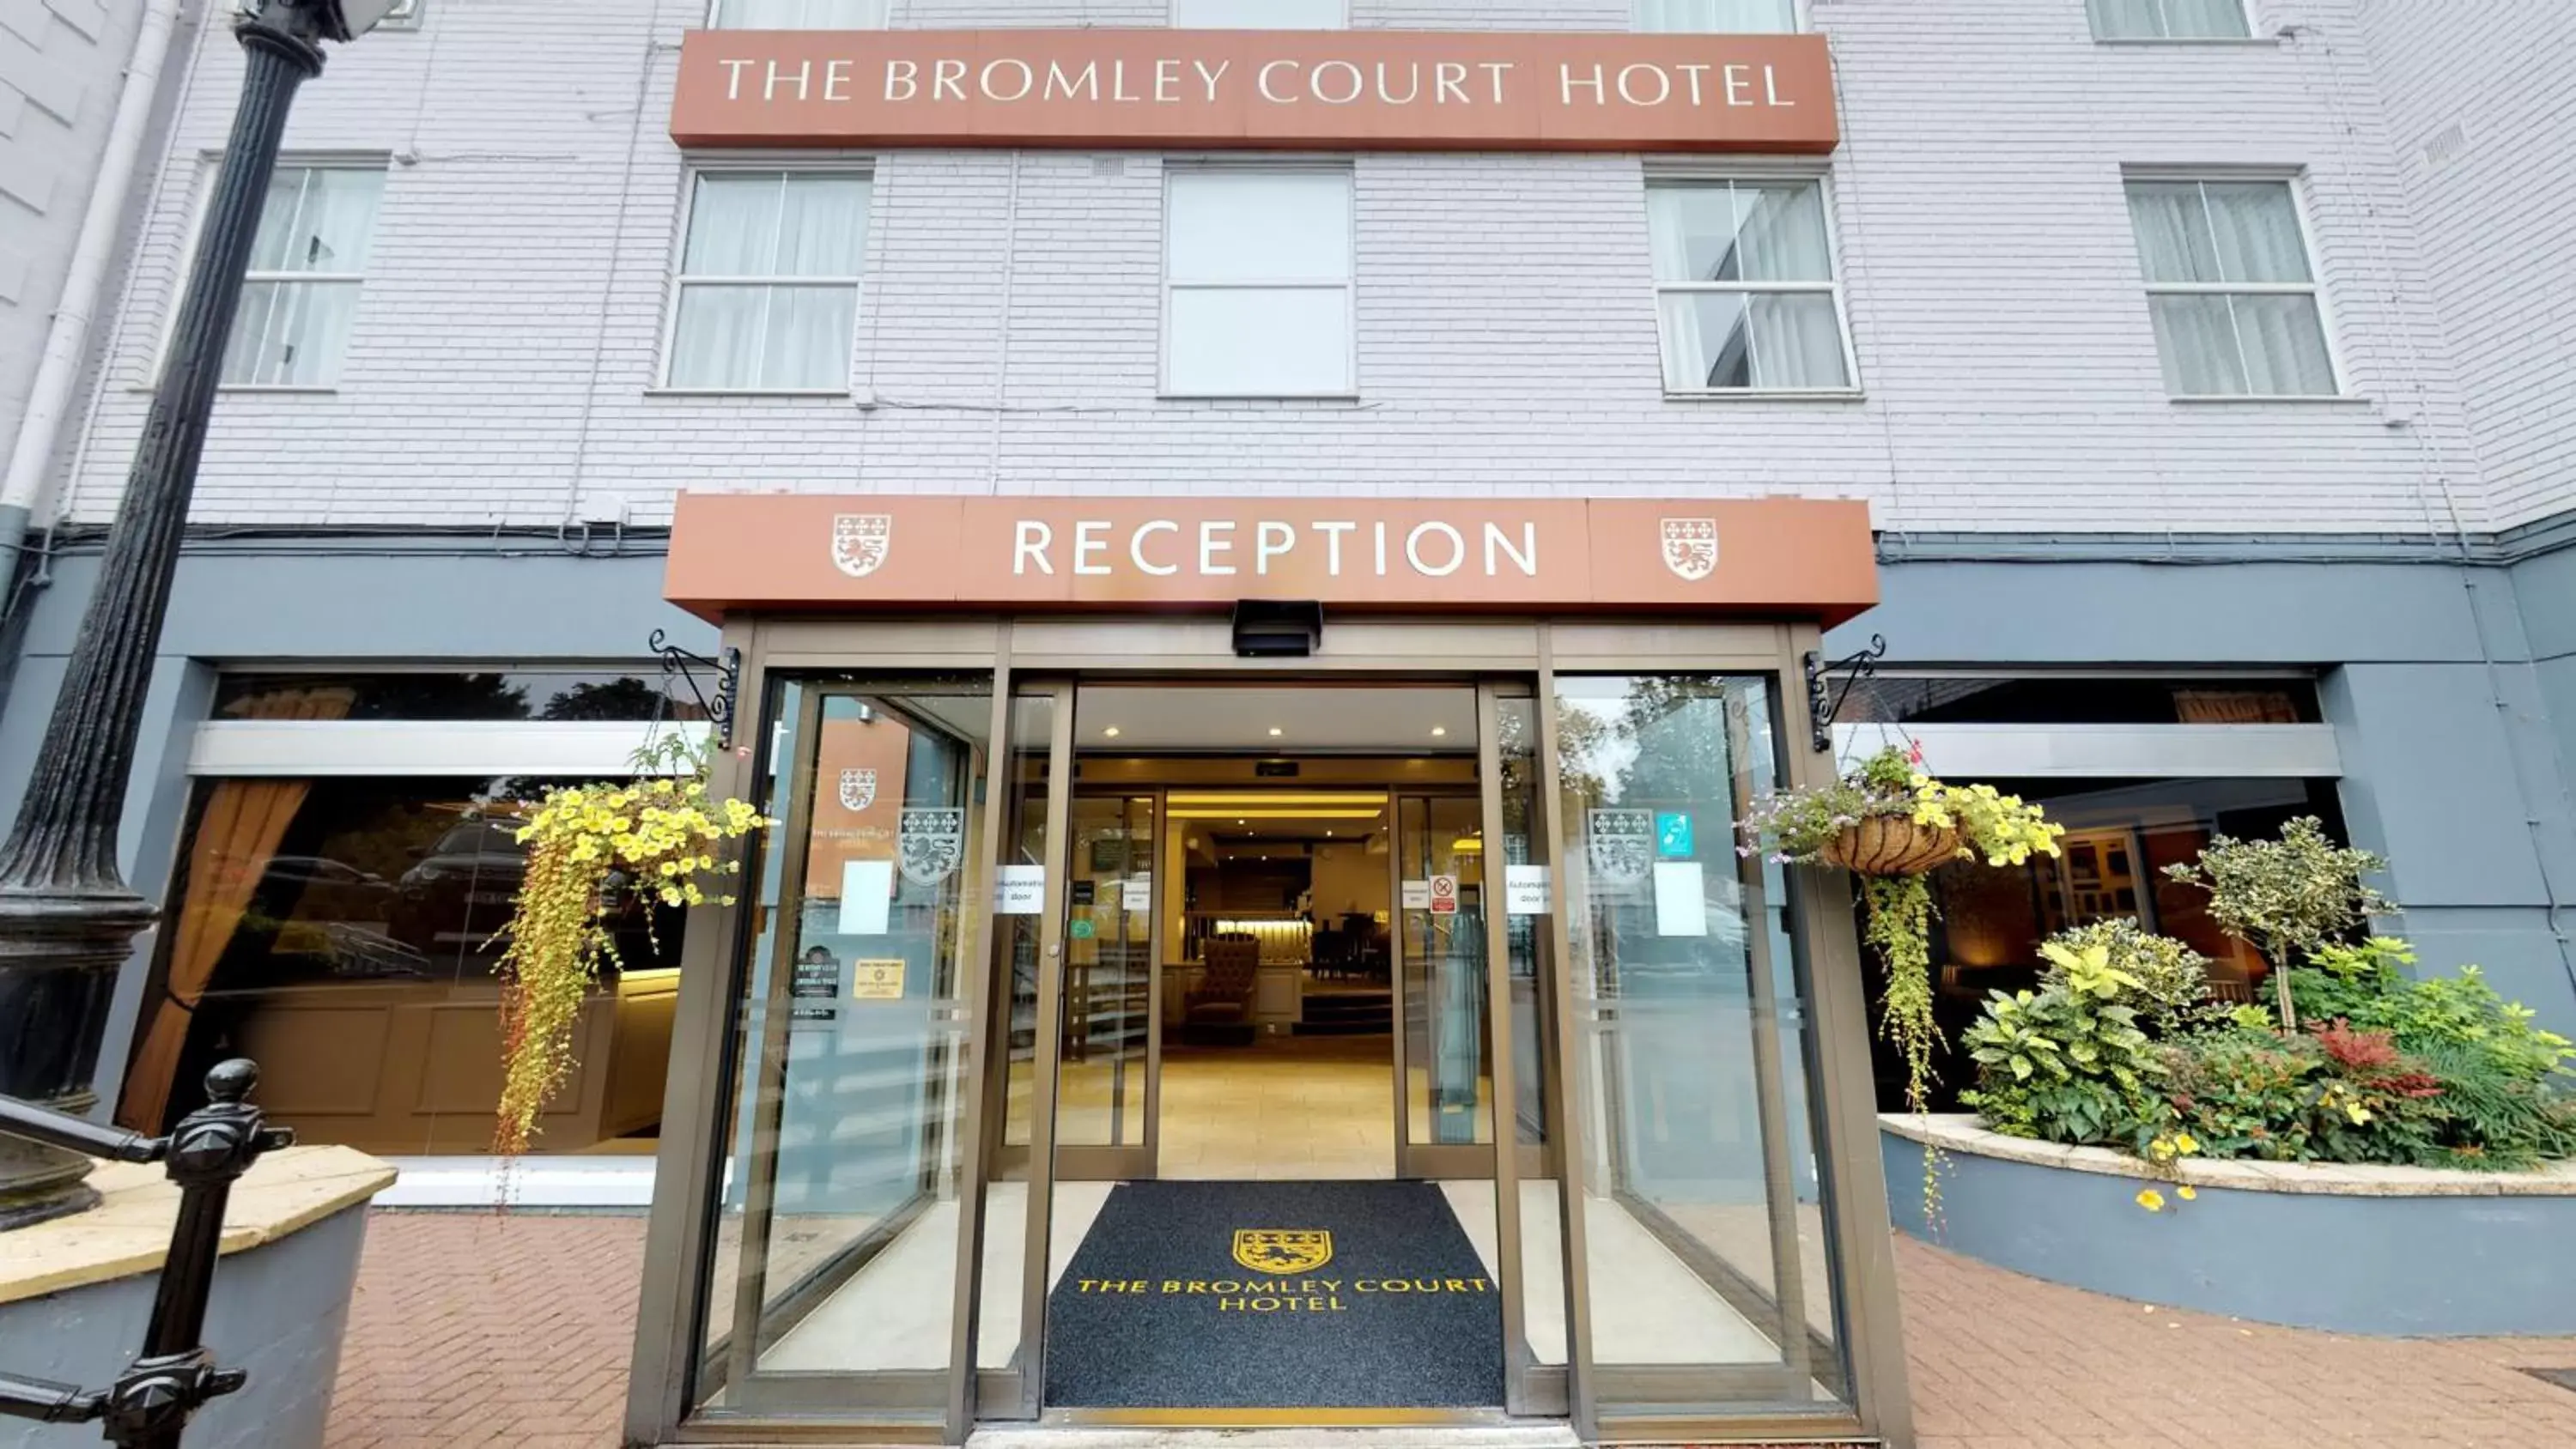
[1044,1179,1504,1410]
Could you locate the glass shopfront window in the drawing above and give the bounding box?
[1883,775,2348,1112]
[124,773,684,1152]
[1554,674,1850,1416]
[214,670,709,721]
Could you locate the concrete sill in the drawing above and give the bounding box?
[1882,1113,2576,1197]
[2095,38,2286,49]
[1156,393,1365,404]
[0,1145,396,1305]
[643,387,854,400]
[1664,388,1865,403]
[2170,394,2375,407]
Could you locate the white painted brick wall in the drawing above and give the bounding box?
[50,0,2508,536]
[2353,0,2575,535]
[0,0,143,456]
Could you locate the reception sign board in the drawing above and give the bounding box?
[670,28,1838,154]
[665,494,1876,622]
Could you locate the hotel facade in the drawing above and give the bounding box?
[2,2,2573,1445]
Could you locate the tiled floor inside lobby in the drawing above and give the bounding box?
[1156,1033,1398,1180]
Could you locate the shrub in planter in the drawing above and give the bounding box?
[2044,918,2212,1036]
[2286,939,2576,1168]
[1959,944,2162,1145]
[2162,815,2389,1031]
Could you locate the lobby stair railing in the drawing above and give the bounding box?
[0,1058,290,1449]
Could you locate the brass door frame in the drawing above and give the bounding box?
[1386,784,1493,1182]
[625,615,1913,1449]
[1051,784,1161,1183]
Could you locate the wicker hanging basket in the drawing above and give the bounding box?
[1821,814,1962,877]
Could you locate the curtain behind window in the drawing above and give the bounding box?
[673,173,868,389]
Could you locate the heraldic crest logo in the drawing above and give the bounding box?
[1231,1228,1334,1274]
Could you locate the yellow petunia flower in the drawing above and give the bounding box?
[2136,1189,2165,1212]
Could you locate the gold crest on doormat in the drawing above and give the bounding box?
[1231,1229,1333,1274]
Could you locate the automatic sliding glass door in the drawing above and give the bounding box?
[1054,792,1159,1180]
[690,677,999,1426]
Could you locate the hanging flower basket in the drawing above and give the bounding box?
[1821,815,1962,878]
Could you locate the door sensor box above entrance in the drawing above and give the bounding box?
[1232,600,1323,658]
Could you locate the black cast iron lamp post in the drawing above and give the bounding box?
[0,0,400,1231]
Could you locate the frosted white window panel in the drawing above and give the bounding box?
[712,0,886,27]
[221,165,386,388]
[667,171,871,391]
[1634,0,1798,33]
[2087,0,2252,40]
[1163,169,1354,396]
[2127,179,2336,397]
[1647,179,1853,391]
[1172,0,1343,27]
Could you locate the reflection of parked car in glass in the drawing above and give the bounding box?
[396,818,529,951]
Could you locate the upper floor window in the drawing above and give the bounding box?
[2125,179,2336,397]
[1636,1,1799,33]
[2087,1,2252,40]
[1647,178,1855,393]
[710,0,885,27]
[222,163,386,388]
[1174,0,1343,25]
[1163,168,1353,397]
[665,170,871,392]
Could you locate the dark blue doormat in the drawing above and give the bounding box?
[1044,1179,1504,1410]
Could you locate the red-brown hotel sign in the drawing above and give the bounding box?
[670,28,1838,153]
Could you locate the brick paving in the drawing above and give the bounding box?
[324,1211,2576,1448]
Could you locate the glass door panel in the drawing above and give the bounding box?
[972,688,1061,1410]
[1394,792,1493,1172]
[1054,793,1158,1180]
[1552,674,1851,1417]
[694,677,996,1422]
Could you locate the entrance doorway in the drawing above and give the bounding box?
[1014,683,1531,1414]
[641,615,1905,1448]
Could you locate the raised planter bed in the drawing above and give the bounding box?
[1881,1113,2576,1337]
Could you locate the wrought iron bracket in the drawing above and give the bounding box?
[1803,634,1888,754]
[649,630,741,749]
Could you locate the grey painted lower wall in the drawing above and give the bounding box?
[3,531,2575,1117]
[0,1203,369,1449]
[1880,1132,2576,1337]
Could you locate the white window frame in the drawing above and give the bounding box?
[703,0,889,27]
[1645,167,1862,399]
[1631,0,1809,34]
[2085,0,2263,44]
[1170,0,1349,26]
[656,161,872,397]
[165,154,391,393]
[2123,168,2347,402]
[1158,163,1359,402]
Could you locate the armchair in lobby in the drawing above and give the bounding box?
[1184,933,1261,1046]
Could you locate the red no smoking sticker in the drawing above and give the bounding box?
[1429,875,1458,914]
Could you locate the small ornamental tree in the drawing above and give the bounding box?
[2163,815,2390,1032]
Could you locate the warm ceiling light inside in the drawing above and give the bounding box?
[1431,725,1448,737]
[1167,792,1387,807]
[1267,726,1284,737]
[1102,725,1121,737]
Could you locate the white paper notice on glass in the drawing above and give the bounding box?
[837,859,894,936]
[1653,861,1706,937]
[1401,880,1432,911]
[1505,864,1550,916]
[1123,876,1154,912]
[995,864,1046,914]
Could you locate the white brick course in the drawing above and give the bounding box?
[46,0,2556,537]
